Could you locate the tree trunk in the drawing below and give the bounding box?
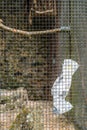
[24,0,61,100]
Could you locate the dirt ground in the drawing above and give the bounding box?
[0,88,76,130]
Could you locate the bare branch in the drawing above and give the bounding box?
[31,8,54,15]
[0,19,70,37]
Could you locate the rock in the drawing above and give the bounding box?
[0,87,29,113]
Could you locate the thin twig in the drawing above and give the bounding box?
[31,8,54,15]
[0,19,70,37]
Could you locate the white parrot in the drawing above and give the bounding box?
[51,59,79,115]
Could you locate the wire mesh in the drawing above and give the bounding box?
[0,0,87,130]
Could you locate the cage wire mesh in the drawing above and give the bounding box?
[0,0,87,130]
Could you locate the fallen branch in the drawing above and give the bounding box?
[0,19,70,37]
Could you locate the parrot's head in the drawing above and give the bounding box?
[62,59,79,76]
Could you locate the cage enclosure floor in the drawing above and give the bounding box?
[0,88,76,130]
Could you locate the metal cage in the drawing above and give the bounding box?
[0,0,87,130]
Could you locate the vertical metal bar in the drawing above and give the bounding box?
[69,0,72,59]
[69,0,72,102]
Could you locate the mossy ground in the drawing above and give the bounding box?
[9,106,44,130]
